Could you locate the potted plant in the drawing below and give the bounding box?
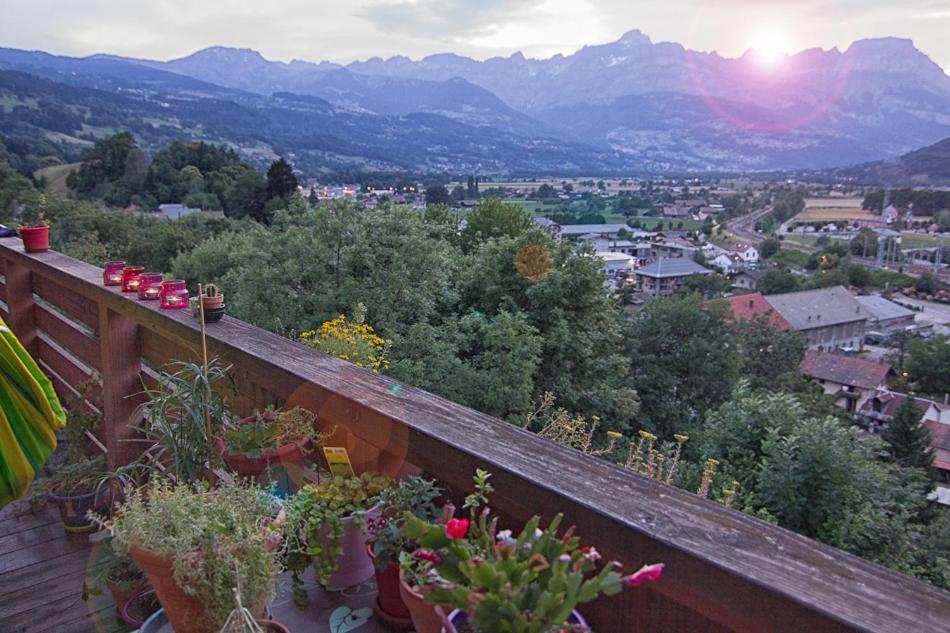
[134,359,234,485]
[198,284,226,322]
[121,588,162,629]
[217,406,331,495]
[93,479,284,633]
[402,469,665,633]
[18,194,49,253]
[284,471,391,602]
[30,374,111,532]
[366,476,442,627]
[84,531,148,618]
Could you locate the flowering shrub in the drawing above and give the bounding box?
[299,304,389,373]
[401,470,664,633]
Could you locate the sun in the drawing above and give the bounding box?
[749,28,790,69]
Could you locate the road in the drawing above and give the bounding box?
[724,206,950,283]
[725,205,772,244]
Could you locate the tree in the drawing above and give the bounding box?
[459,198,532,253]
[906,336,950,399]
[883,397,935,472]
[759,237,780,260]
[425,185,450,206]
[536,183,557,199]
[625,295,739,439]
[675,273,727,298]
[265,158,298,200]
[728,316,806,391]
[758,270,801,295]
[703,386,931,576]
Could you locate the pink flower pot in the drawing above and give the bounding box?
[320,506,380,588]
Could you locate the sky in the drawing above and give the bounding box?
[2,0,949,71]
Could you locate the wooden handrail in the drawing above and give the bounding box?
[1,237,947,633]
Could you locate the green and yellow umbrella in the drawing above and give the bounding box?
[0,318,67,508]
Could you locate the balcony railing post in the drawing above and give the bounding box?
[98,304,144,469]
[5,258,37,355]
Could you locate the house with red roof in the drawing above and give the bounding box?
[725,293,791,330]
[800,351,896,414]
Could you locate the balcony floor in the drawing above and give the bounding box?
[0,499,121,633]
[0,498,394,633]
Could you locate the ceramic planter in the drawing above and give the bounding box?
[47,488,108,533]
[19,225,49,253]
[120,588,161,629]
[320,506,380,589]
[368,546,412,628]
[398,568,443,633]
[140,609,290,633]
[444,608,589,633]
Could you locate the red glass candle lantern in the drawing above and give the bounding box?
[159,280,189,310]
[121,266,144,293]
[103,261,125,286]
[137,273,163,300]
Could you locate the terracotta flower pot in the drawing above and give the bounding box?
[201,294,224,310]
[19,225,49,253]
[216,414,313,495]
[320,506,380,588]
[368,546,412,627]
[129,544,212,633]
[399,568,443,633]
[106,574,148,617]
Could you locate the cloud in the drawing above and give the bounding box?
[0,0,946,68]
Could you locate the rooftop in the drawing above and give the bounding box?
[855,295,917,323]
[725,293,791,330]
[559,223,629,236]
[764,286,868,331]
[801,351,895,390]
[636,258,712,278]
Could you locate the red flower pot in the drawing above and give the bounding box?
[19,225,49,253]
[368,546,412,628]
[399,568,443,633]
[217,415,313,479]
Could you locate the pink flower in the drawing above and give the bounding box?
[413,549,441,563]
[621,563,664,588]
[580,546,601,562]
[446,518,470,539]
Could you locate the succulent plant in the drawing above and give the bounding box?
[401,470,664,633]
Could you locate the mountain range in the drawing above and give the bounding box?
[2,30,950,175]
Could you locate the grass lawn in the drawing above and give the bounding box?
[900,234,940,249]
[34,162,81,193]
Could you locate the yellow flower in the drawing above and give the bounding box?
[674,434,689,444]
[607,431,623,440]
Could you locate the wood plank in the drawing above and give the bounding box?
[0,505,60,536]
[0,521,72,557]
[0,531,90,575]
[35,304,101,371]
[98,305,145,469]
[0,585,112,632]
[32,275,99,333]
[36,335,101,402]
[0,562,96,619]
[5,258,36,354]
[0,547,99,599]
[139,326,197,371]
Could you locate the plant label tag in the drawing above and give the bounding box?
[323,447,355,478]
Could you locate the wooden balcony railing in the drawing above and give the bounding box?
[1,237,947,633]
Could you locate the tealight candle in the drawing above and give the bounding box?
[137,273,163,300]
[121,266,144,293]
[159,280,189,310]
[103,261,125,286]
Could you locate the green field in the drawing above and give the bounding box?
[34,162,81,193]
